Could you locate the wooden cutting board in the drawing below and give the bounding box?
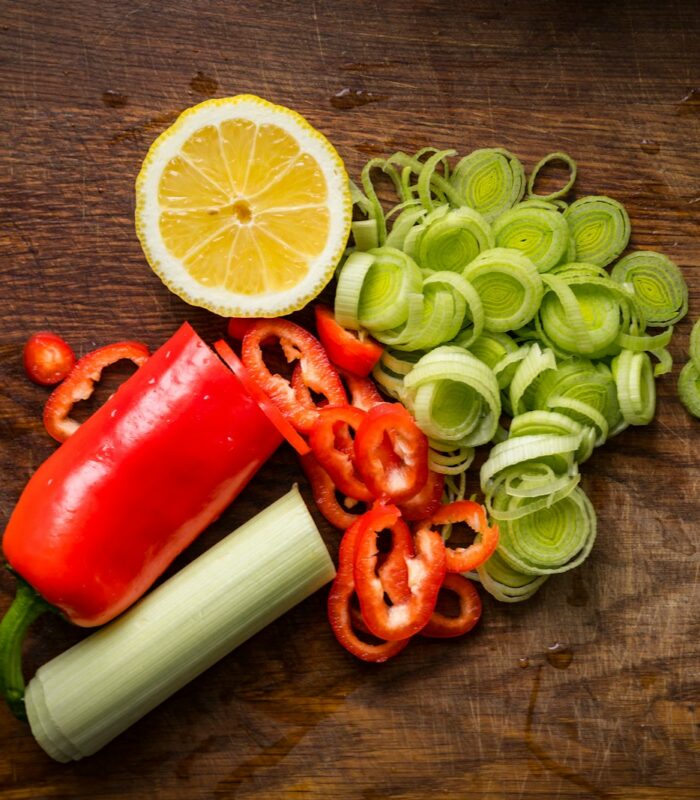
[1,1,698,797]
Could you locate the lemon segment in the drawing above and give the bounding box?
[136,95,351,316]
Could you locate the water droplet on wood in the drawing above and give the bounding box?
[190,71,218,96]
[677,87,700,115]
[518,657,530,669]
[641,139,660,154]
[330,88,386,110]
[102,90,129,108]
[545,642,573,669]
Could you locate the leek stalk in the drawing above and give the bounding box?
[25,486,335,762]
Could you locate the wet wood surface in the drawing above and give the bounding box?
[1,0,699,797]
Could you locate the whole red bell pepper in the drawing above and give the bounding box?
[0,322,281,719]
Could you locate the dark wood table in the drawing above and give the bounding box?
[1,1,698,797]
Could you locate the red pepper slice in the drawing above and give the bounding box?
[23,331,76,386]
[43,341,150,442]
[420,500,500,573]
[241,318,346,434]
[398,469,445,522]
[299,453,363,531]
[214,340,310,456]
[226,317,256,340]
[315,305,383,377]
[420,574,482,638]
[327,517,410,663]
[354,403,429,503]
[353,504,446,641]
[309,406,373,502]
[338,368,384,411]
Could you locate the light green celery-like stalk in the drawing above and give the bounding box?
[25,486,335,763]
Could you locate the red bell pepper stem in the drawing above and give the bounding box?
[0,577,51,720]
[420,574,482,639]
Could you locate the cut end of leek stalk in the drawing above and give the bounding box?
[25,486,335,763]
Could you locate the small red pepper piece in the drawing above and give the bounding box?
[43,341,150,442]
[338,368,385,411]
[354,403,429,503]
[23,331,76,386]
[420,500,500,573]
[398,469,445,522]
[353,504,446,641]
[315,305,383,377]
[420,574,482,638]
[309,406,373,502]
[214,340,310,456]
[299,453,363,531]
[327,517,410,663]
[226,317,256,340]
[241,318,347,434]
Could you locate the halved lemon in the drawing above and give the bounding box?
[135,95,352,316]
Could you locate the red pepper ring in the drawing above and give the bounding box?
[354,403,429,503]
[420,500,500,573]
[327,518,410,663]
[309,406,373,502]
[420,574,482,638]
[299,453,363,531]
[353,504,446,641]
[214,340,310,456]
[241,318,347,434]
[43,341,150,442]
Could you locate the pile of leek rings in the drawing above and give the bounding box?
[337,146,691,602]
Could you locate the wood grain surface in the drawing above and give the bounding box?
[1,1,699,798]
